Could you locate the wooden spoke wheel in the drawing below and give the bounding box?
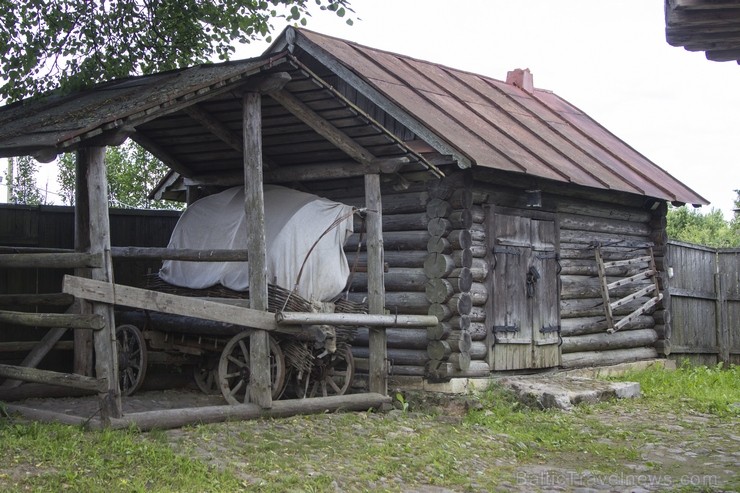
[193,355,220,395]
[296,345,355,399]
[116,324,147,396]
[218,331,286,405]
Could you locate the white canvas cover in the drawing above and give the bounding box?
[159,185,354,302]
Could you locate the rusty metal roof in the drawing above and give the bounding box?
[287,28,707,206]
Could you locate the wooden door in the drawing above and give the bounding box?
[487,209,561,371]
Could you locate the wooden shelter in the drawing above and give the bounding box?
[0,27,708,425]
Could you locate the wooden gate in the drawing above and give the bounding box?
[486,208,561,371]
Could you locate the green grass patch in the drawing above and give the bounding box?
[608,362,740,417]
[0,420,243,492]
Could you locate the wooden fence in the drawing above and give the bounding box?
[663,240,740,365]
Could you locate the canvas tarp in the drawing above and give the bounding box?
[159,185,355,302]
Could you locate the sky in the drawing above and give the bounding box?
[6,0,739,218]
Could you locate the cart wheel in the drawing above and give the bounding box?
[193,355,220,395]
[297,345,355,399]
[218,331,285,405]
[116,324,147,396]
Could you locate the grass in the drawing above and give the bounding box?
[607,361,740,418]
[0,363,737,492]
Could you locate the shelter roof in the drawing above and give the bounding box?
[0,27,708,207]
[665,0,740,63]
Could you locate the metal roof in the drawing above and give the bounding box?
[283,28,707,206]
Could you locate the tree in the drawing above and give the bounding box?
[5,156,45,205]
[667,202,740,248]
[58,141,182,210]
[0,0,353,102]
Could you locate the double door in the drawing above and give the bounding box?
[487,208,561,371]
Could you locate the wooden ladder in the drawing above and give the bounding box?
[595,246,663,334]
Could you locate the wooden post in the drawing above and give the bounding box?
[365,173,387,395]
[84,146,122,420]
[73,151,94,376]
[243,92,272,409]
[715,270,730,364]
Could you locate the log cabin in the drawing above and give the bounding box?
[0,27,708,421]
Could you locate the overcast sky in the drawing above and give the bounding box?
[10,0,740,218]
[241,0,740,219]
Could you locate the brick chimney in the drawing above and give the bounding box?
[506,68,533,93]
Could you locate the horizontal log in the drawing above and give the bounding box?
[469,306,486,322]
[560,315,654,337]
[468,322,487,341]
[426,360,453,380]
[560,244,651,260]
[561,296,652,318]
[276,312,437,327]
[345,231,429,251]
[562,328,658,354]
[448,230,473,250]
[559,259,646,277]
[558,213,651,236]
[427,340,451,360]
[449,189,473,209]
[352,346,428,366]
[426,198,452,218]
[424,253,455,278]
[356,359,426,377]
[560,347,658,369]
[338,190,430,215]
[469,243,487,258]
[449,351,471,370]
[378,212,429,232]
[561,275,654,300]
[0,246,74,254]
[560,230,652,248]
[449,210,472,229]
[449,315,471,332]
[448,292,472,316]
[469,340,487,359]
[449,268,473,292]
[447,360,490,378]
[0,364,106,392]
[347,251,427,268]
[448,330,472,352]
[425,278,454,304]
[350,268,427,292]
[353,327,428,349]
[453,249,473,269]
[111,247,247,262]
[427,236,452,254]
[427,217,452,237]
[428,303,452,322]
[0,293,75,307]
[0,340,74,352]
[469,282,488,306]
[345,291,429,315]
[555,198,652,222]
[0,252,102,269]
[0,310,104,330]
[427,321,451,340]
[452,265,487,283]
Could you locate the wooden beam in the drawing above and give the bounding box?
[131,132,193,178]
[0,326,69,389]
[243,91,272,409]
[0,252,102,269]
[111,246,247,262]
[270,89,377,166]
[0,364,105,392]
[84,146,122,420]
[183,157,411,187]
[365,173,387,396]
[706,47,740,61]
[184,104,244,153]
[62,275,278,331]
[74,151,93,377]
[242,71,292,94]
[0,293,74,307]
[276,312,438,327]
[0,310,104,330]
